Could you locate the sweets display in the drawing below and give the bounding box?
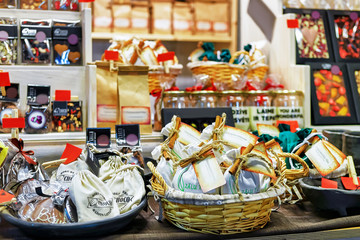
[313,69,350,117]
[295,12,330,59]
[333,13,360,59]
[0,83,20,133]
[20,0,48,10]
[52,0,78,11]
[0,18,17,65]
[51,101,82,132]
[52,20,82,65]
[20,19,51,64]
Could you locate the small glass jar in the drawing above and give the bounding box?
[192,91,217,108]
[219,91,250,131]
[162,91,189,108]
[272,90,304,128]
[246,90,276,131]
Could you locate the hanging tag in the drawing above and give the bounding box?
[86,128,111,148]
[305,140,340,176]
[157,52,175,62]
[287,19,299,28]
[222,126,258,148]
[257,124,280,137]
[2,118,25,128]
[323,140,346,165]
[55,90,71,101]
[115,124,140,147]
[193,152,226,193]
[321,178,338,189]
[104,50,119,61]
[62,143,83,164]
[341,177,360,190]
[177,123,202,146]
[0,190,14,203]
[0,72,10,86]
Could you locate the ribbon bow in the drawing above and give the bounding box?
[10,138,37,165]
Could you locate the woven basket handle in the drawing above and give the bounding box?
[229,50,249,64]
[147,162,168,196]
[277,152,309,180]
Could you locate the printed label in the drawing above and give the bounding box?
[154,19,171,30]
[131,18,148,28]
[0,108,13,124]
[57,170,75,183]
[27,110,46,129]
[97,105,117,123]
[249,106,276,131]
[177,123,202,146]
[222,126,258,148]
[197,21,211,31]
[87,192,114,217]
[232,106,250,131]
[121,106,150,125]
[113,190,134,211]
[213,22,228,32]
[114,18,130,28]
[53,101,68,117]
[276,107,304,128]
[174,20,190,31]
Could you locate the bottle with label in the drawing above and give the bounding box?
[247,91,276,131]
[218,91,250,131]
[272,90,304,128]
[192,90,217,108]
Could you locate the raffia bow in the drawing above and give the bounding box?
[10,138,36,165]
[179,142,222,168]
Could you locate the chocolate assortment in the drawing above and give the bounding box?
[333,13,360,59]
[51,101,82,132]
[0,18,17,65]
[20,0,48,10]
[295,12,330,59]
[313,68,350,117]
[0,0,16,8]
[25,85,51,134]
[20,19,51,64]
[52,20,82,65]
[0,83,20,133]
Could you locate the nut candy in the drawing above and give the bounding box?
[0,18,17,65]
[51,101,82,132]
[20,0,48,10]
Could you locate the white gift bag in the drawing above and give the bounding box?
[155,156,174,187]
[98,156,125,182]
[69,170,119,222]
[106,165,145,213]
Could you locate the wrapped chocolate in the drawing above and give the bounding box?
[0,83,20,133]
[52,0,78,11]
[52,20,82,65]
[51,101,82,132]
[25,85,51,134]
[20,19,51,64]
[0,18,17,64]
[69,170,119,222]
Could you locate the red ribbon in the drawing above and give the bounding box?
[10,138,37,165]
[150,87,180,98]
[263,78,284,90]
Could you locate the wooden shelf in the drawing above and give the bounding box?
[91,32,232,43]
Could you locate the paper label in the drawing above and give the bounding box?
[196,21,211,31]
[114,18,130,28]
[323,140,345,165]
[213,22,228,32]
[55,90,71,101]
[276,107,304,128]
[232,106,250,131]
[249,106,276,131]
[0,190,14,203]
[62,143,83,164]
[305,140,340,176]
[193,155,226,193]
[177,123,202,146]
[121,106,151,125]
[321,178,338,189]
[115,124,140,147]
[97,105,117,123]
[174,20,190,31]
[257,124,280,137]
[222,126,258,148]
[155,19,171,30]
[86,128,111,148]
[131,18,148,29]
[0,72,10,86]
[94,17,112,28]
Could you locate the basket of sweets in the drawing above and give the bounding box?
[148,114,286,234]
[102,38,183,93]
[0,138,147,238]
[187,43,268,90]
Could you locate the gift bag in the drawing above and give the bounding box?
[92,0,112,32]
[106,165,145,213]
[152,145,175,186]
[152,0,172,34]
[98,155,124,182]
[69,170,119,222]
[117,66,152,134]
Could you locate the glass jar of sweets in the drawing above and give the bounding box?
[162,91,190,108]
[247,91,276,131]
[219,91,250,131]
[272,90,304,128]
[192,91,217,108]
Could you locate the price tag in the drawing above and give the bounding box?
[55,90,71,101]
[287,19,299,28]
[157,52,175,62]
[62,143,83,164]
[321,178,338,189]
[341,177,360,190]
[2,118,25,128]
[0,190,14,204]
[104,50,119,61]
[0,72,10,86]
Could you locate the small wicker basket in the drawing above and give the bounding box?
[148,65,183,93]
[147,156,286,235]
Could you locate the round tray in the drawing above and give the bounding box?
[0,197,147,238]
[299,178,360,217]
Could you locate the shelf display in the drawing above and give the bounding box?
[0,17,17,65]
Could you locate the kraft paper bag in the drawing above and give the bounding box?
[117,66,152,134]
[95,62,119,132]
[92,0,112,32]
[152,0,172,34]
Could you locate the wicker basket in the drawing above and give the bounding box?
[148,65,183,93]
[147,157,286,235]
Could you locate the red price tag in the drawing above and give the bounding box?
[104,50,119,61]
[157,52,175,62]
[79,0,95,2]
[62,143,83,165]
[321,178,338,189]
[276,120,299,132]
[0,190,14,204]
[0,72,10,86]
[287,19,299,28]
[55,90,71,101]
[341,177,360,190]
[2,118,25,129]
